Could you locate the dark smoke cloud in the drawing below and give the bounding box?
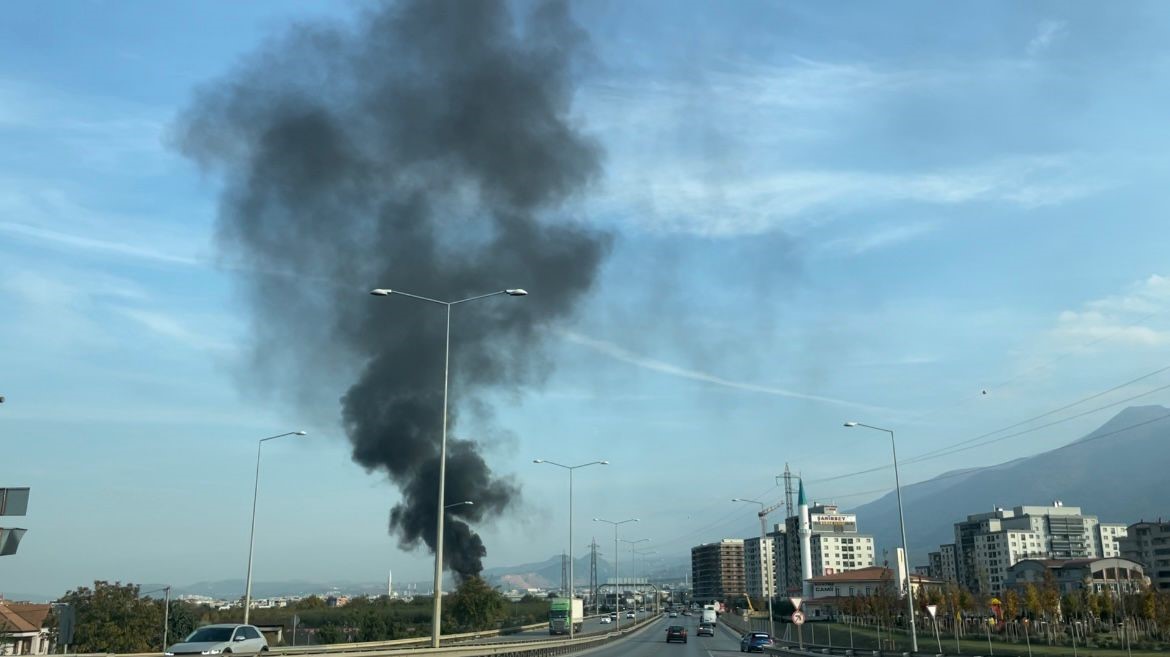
[178,0,609,578]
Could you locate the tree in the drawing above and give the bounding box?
[298,596,327,610]
[59,581,163,653]
[167,602,198,645]
[1024,584,1042,621]
[446,577,505,632]
[1003,589,1021,640]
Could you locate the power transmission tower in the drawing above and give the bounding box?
[783,463,795,518]
[561,551,568,596]
[587,538,600,614]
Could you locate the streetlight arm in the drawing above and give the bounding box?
[845,421,893,435]
[259,431,306,443]
[450,290,509,305]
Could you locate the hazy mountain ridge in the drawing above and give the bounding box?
[849,405,1170,564]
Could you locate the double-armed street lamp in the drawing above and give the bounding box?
[370,287,526,648]
[594,517,638,630]
[244,431,306,624]
[533,459,608,639]
[844,421,918,653]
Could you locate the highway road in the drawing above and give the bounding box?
[576,614,747,657]
[476,612,657,643]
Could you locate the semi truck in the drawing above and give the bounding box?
[548,598,584,635]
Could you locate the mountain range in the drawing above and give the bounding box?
[849,404,1170,565]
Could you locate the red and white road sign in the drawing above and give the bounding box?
[791,611,805,625]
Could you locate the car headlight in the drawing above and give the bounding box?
[201,650,221,655]
[165,653,174,655]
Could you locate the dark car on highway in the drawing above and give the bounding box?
[666,625,688,643]
[740,632,773,652]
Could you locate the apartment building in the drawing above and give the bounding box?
[778,503,875,593]
[1118,521,1170,591]
[1096,523,1128,558]
[927,543,959,583]
[950,502,1125,593]
[743,536,777,599]
[692,539,745,602]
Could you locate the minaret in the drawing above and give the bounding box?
[387,569,393,598]
[798,479,813,598]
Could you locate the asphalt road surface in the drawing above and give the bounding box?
[571,614,745,657]
[471,613,656,644]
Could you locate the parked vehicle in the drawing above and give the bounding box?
[165,625,267,656]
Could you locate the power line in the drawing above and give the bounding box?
[808,364,1170,485]
[821,409,1170,507]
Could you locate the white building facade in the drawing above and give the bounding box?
[1096,523,1128,558]
[743,536,777,599]
[778,503,875,593]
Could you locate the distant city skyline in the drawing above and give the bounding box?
[4,0,1170,599]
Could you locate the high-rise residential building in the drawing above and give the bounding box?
[691,539,745,602]
[777,503,875,593]
[927,544,959,583]
[1096,523,1128,558]
[743,536,777,600]
[1118,521,1170,591]
[950,502,1125,593]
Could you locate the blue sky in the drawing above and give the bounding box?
[4,0,1170,598]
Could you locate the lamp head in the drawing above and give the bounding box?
[505,289,528,296]
[533,459,544,463]
[370,289,392,296]
[599,460,610,465]
[844,421,858,427]
[294,431,307,436]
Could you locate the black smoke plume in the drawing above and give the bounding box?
[178,0,608,579]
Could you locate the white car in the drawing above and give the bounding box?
[166,624,268,656]
[625,611,635,619]
[601,617,612,624]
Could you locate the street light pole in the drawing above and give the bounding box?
[534,460,608,639]
[635,549,658,613]
[244,431,306,624]
[844,422,918,653]
[620,538,650,614]
[594,517,638,631]
[370,287,526,648]
[732,498,778,639]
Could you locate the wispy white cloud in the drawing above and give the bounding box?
[820,221,937,255]
[1027,20,1068,57]
[0,220,204,266]
[557,329,889,412]
[595,156,1106,237]
[116,307,237,354]
[1052,275,1170,347]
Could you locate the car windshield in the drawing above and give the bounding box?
[185,628,235,643]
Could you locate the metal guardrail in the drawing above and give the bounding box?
[68,614,661,657]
